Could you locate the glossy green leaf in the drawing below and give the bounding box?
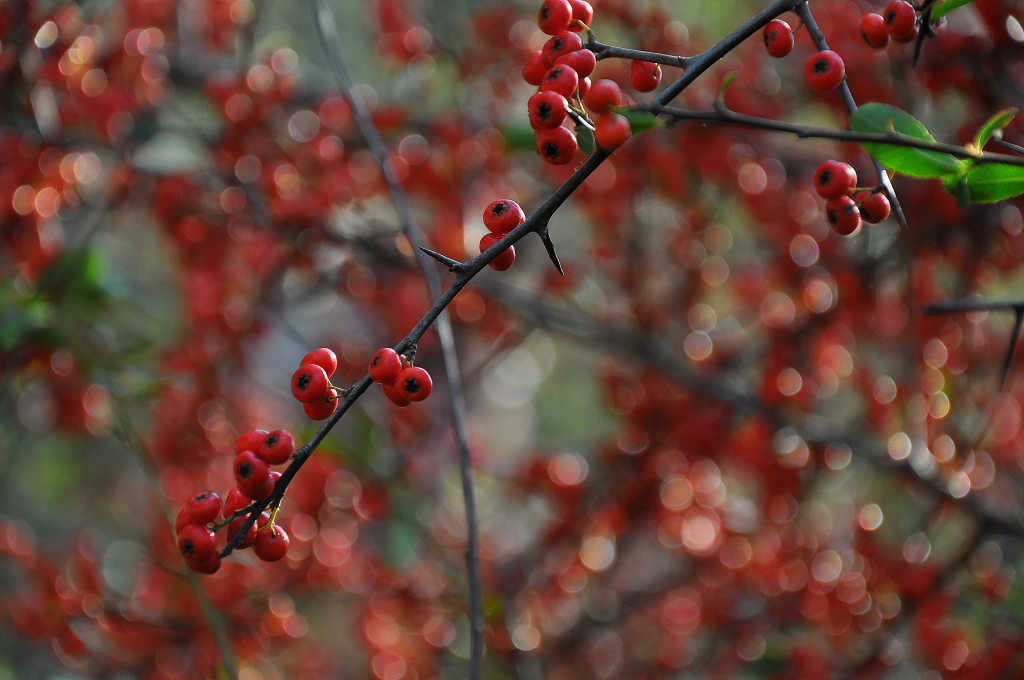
[974,108,1017,150]
[849,103,962,178]
[941,173,970,209]
[500,124,537,152]
[932,0,975,20]
[576,126,595,155]
[619,109,662,133]
[964,163,1024,203]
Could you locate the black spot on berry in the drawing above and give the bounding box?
[297,373,310,389]
[544,142,559,159]
[403,377,420,394]
[491,202,507,216]
[813,59,829,73]
[264,433,278,447]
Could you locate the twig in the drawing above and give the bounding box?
[586,39,692,68]
[923,299,1024,314]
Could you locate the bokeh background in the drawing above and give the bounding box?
[2,0,1024,677]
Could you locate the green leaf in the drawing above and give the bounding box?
[500,125,537,153]
[974,108,1017,150]
[963,163,1024,203]
[941,173,971,209]
[849,103,962,178]
[618,109,661,133]
[576,126,595,155]
[932,0,975,21]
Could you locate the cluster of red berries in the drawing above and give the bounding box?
[523,1,655,163]
[479,199,525,270]
[175,428,297,573]
[369,347,433,407]
[290,347,341,421]
[860,1,919,49]
[762,18,846,92]
[813,160,891,235]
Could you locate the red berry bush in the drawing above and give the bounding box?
[3,0,1024,678]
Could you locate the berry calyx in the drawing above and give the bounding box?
[185,492,222,525]
[542,31,583,68]
[479,233,516,271]
[583,79,623,115]
[629,60,662,92]
[826,195,862,235]
[535,126,578,165]
[813,160,857,199]
[594,113,631,149]
[555,49,596,78]
[539,65,579,99]
[303,388,340,420]
[528,90,569,131]
[291,363,330,403]
[567,0,593,30]
[259,429,294,465]
[857,191,891,223]
[763,19,795,58]
[884,1,917,42]
[483,199,526,234]
[233,450,270,500]
[300,347,337,377]
[804,50,845,91]
[522,51,546,85]
[235,429,269,454]
[253,524,290,562]
[860,13,889,49]
[538,0,573,35]
[397,366,433,402]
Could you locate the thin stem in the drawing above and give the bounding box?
[645,104,1024,167]
[923,299,1024,314]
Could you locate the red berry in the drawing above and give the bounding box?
[190,554,222,574]
[528,91,568,131]
[223,488,249,516]
[382,381,411,407]
[178,524,216,566]
[397,366,433,402]
[629,60,661,92]
[539,65,579,99]
[567,0,593,30]
[227,511,268,549]
[860,13,889,49]
[259,429,294,465]
[583,79,623,114]
[763,19,795,57]
[483,199,526,234]
[291,362,330,403]
[247,470,281,502]
[542,31,583,68]
[535,126,578,165]
[253,525,290,562]
[804,50,845,91]
[235,429,269,454]
[538,0,573,35]
[813,160,857,199]
[578,77,591,100]
[826,196,862,235]
[857,191,891,223]
[479,233,516,271]
[300,347,337,377]
[555,49,596,78]
[303,388,339,420]
[522,51,546,85]
[369,347,403,383]
[233,450,270,499]
[594,113,631,149]
[884,1,917,41]
[185,491,222,525]
[174,508,190,533]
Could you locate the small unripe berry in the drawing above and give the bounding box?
[856,191,891,223]
[860,13,889,49]
[826,196,862,235]
[480,233,516,271]
[542,31,583,68]
[763,19,795,57]
[629,60,661,92]
[483,199,526,234]
[291,363,330,403]
[594,113,631,149]
[522,51,546,85]
[300,347,337,378]
[397,366,433,402]
[254,525,290,561]
[813,160,857,199]
[804,50,845,91]
[583,79,623,114]
[538,0,573,35]
[528,90,569,131]
[259,429,294,465]
[540,65,579,99]
[535,126,578,165]
[185,491,222,525]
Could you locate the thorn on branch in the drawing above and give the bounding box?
[537,229,564,276]
[419,246,466,273]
